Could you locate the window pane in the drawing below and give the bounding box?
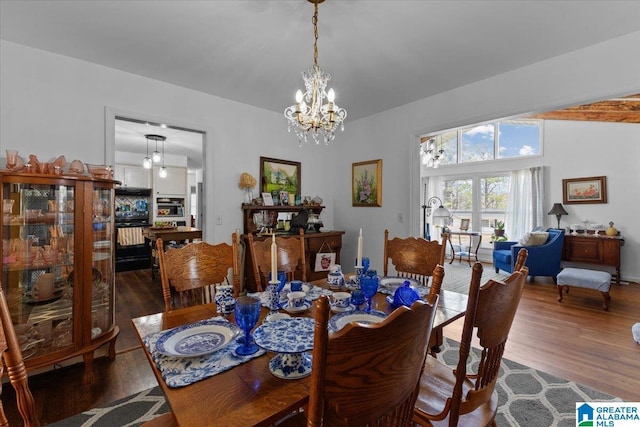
[480,176,510,249]
[498,120,541,158]
[460,124,495,163]
[437,131,457,166]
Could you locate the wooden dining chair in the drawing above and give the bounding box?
[383,229,448,286]
[279,289,440,427]
[156,233,240,312]
[0,283,39,427]
[247,229,306,291]
[413,260,529,427]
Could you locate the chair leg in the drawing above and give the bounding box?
[601,291,611,311]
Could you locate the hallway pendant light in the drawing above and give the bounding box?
[158,137,168,178]
[142,135,153,169]
[145,134,166,166]
[151,135,162,163]
[284,0,346,146]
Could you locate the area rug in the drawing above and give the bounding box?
[51,337,621,427]
[437,338,622,427]
[441,260,508,294]
[48,387,169,427]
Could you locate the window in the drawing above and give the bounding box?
[420,119,541,166]
[440,174,510,249]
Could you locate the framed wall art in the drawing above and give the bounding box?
[260,157,301,195]
[352,159,382,207]
[562,176,607,204]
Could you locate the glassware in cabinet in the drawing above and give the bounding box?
[1,171,119,377]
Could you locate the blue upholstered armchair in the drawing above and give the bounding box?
[493,229,565,283]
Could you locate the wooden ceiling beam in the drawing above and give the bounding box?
[527,94,640,123]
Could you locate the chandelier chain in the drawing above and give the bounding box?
[313,2,319,69]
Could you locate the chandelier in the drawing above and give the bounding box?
[420,137,444,168]
[284,0,346,145]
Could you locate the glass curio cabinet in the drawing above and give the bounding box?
[1,171,119,380]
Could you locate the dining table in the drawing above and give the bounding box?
[132,277,468,427]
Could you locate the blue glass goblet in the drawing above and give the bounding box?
[350,289,365,310]
[361,257,370,273]
[360,270,379,312]
[234,296,261,356]
[355,257,370,273]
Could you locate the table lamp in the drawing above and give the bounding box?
[548,203,568,229]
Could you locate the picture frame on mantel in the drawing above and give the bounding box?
[562,176,607,204]
[352,159,382,207]
[260,157,301,196]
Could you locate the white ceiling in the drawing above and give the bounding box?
[114,118,204,170]
[3,0,640,166]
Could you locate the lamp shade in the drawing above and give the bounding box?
[548,203,568,229]
[432,205,451,226]
[548,203,568,216]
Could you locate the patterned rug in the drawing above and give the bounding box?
[441,260,508,294]
[437,338,622,427]
[50,337,620,427]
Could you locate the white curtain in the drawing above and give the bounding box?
[506,166,544,240]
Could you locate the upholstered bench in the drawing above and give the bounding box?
[557,268,612,311]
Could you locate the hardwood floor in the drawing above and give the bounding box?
[3,266,639,425]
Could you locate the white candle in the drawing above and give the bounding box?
[271,234,277,282]
[356,228,363,267]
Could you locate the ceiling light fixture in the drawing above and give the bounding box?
[159,137,168,178]
[142,135,153,169]
[151,135,162,163]
[420,137,444,168]
[284,0,346,146]
[145,134,167,174]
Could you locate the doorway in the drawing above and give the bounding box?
[104,108,207,233]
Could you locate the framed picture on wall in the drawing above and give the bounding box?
[260,157,301,196]
[352,159,382,207]
[562,176,607,204]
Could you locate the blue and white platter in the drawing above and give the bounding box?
[155,321,241,357]
[328,310,387,333]
[253,317,316,379]
[253,317,315,354]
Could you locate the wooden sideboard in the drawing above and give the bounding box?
[562,234,624,284]
[242,230,345,292]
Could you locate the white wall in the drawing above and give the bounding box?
[2,31,639,281]
[0,40,332,244]
[331,32,640,282]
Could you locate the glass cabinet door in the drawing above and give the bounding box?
[90,185,114,339]
[2,182,76,359]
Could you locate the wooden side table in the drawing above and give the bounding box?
[448,231,482,266]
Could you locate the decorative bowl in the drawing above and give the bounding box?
[69,159,84,174]
[85,164,113,178]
